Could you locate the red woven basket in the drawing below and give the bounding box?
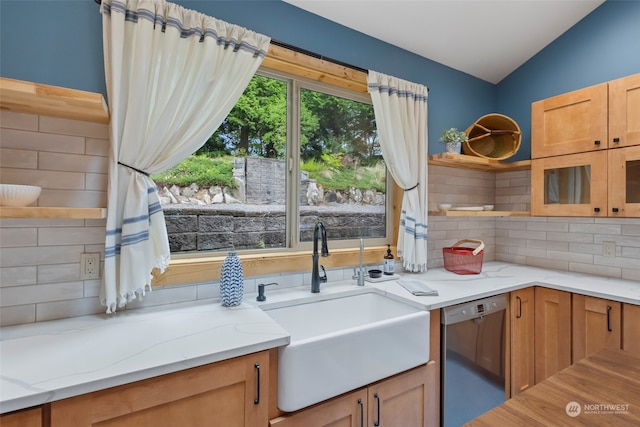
[443,239,485,275]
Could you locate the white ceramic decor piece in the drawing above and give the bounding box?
[0,184,41,207]
[220,251,244,307]
[262,290,430,412]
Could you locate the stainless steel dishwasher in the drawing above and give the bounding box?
[441,294,507,427]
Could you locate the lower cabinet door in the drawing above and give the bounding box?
[367,364,432,427]
[269,389,368,427]
[573,294,621,361]
[270,363,436,427]
[510,288,535,396]
[0,407,42,427]
[50,351,269,427]
[623,303,640,356]
[534,288,572,383]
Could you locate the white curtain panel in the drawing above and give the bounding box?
[368,70,429,272]
[100,0,270,312]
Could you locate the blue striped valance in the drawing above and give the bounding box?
[367,83,428,103]
[102,0,268,57]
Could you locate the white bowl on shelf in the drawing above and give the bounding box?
[0,184,42,207]
[438,203,452,211]
[483,205,495,211]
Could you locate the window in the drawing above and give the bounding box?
[153,66,391,256]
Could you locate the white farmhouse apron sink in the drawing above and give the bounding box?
[261,290,430,412]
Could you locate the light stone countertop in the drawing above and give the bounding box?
[1,261,639,414]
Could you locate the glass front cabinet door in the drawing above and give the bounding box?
[532,147,640,217]
[532,152,607,216]
[608,145,640,217]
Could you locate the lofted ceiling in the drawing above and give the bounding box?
[283,0,605,84]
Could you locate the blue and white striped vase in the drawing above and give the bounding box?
[220,251,244,307]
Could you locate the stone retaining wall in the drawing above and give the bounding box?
[164,206,385,253]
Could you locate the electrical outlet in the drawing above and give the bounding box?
[80,253,100,279]
[603,241,616,258]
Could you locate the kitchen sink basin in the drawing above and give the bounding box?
[262,290,430,412]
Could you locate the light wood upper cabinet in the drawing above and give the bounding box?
[531,82,608,159]
[609,73,640,148]
[531,151,608,217]
[50,351,270,427]
[509,288,535,397]
[572,295,621,362]
[608,144,640,217]
[534,288,572,384]
[531,73,640,218]
[622,303,640,356]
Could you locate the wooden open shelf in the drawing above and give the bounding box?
[0,77,109,124]
[428,210,530,217]
[428,153,531,171]
[0,207,107,219]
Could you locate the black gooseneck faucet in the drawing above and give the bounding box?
[311,222,329,293]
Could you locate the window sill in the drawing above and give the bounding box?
[151,246,392,286]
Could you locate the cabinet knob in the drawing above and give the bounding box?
[612,207,619,213]
[613,137,620,143]
[594,207,600,213]
[594,140,601,145]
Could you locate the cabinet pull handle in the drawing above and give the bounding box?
[613,137,620,143]
[594,140,601,145]
[607,306,613,332]
[374,393,381,426]
[358,398,364,427]
[612,208,619,213]
[594,207,600,213]
[254,362,261,404]
[516,296,522,319]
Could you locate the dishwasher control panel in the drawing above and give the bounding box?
[441,294,507,325]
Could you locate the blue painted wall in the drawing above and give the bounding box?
[497,0,640,161]
[0,0,493,156]
[1,0,638,159]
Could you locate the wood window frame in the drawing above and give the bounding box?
[152,42,402,286]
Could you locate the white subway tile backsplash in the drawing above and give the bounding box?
[39,152,108,174]
[0,304,36,326]
[0,266,37,287]
[0,110,38,131]
[39,116,109,139]
[0,128,85,153]
[0,282,84,306]
[84,279,102,298]
[0,148,38,169]
[0,228,38,247]
[38,226,105,246]
[85,173,108,191]
[38,189,107,208]
[37,263,80,283]
[622,268,640,281]
[1,117,638,327]
[36,297,105,323]
[1,168,85,190]
[0,245,84,268]
[570,262,622,278]
[0,218,85,228]
[85,138,109,156]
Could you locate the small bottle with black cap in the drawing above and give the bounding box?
[383,244,395,276]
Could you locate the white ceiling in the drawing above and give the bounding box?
[283,0,605,84]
